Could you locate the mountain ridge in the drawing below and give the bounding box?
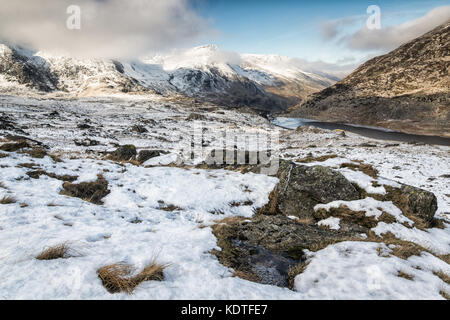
[0,44,338,112]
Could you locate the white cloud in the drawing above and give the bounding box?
[343,6,450,51]
[0,0,211,59]
[319,17,360,40]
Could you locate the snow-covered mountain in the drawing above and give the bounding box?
[0,44,337,112]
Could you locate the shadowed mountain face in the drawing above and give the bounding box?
[287,20,450,137]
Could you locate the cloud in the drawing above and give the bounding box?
[342,5,450,51]
[319,17,360,40]
[292,58,359,79]
[0,0,211,59]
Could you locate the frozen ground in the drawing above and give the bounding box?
[0,95,448,299]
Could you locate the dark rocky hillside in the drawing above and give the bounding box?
[287,20,450,137]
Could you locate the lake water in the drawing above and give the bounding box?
[271,117,450,147]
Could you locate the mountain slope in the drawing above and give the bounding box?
[0,44,337,112]
[287,20,450,137]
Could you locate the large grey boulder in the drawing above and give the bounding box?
[259,160,360,220]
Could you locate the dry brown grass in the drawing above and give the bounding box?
[288,262,310,289]
[60,174,110,204]
[97,261,168,294]
[296,154,337,163]
[157,200,184,212]
[256,189,279,215]
[215,216,247,225]
[0,140,29,152]
[433,270,450,285]
[365,232,449,264]
[397,271,414,281]
[0,181,6,189]
[22,148,48,159]
[36,243,72,260]
[229,200,253,207]
[340,161,379,178]
[0,152,7,158]
[0,196,16,204]
[440,290,450,300]
[315,205,378,229]
[232,270,260,283]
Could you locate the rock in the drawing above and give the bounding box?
[212,215,356,287]
[77,123,92,130]
[137,150,162,163]
[259,160,360,220]
[60,174,110,205]
[108,145,137,161]
[131,125,148,133]
[384,185,438,227]
[186,113,207,121]
[74,138,100,147]
[334,129,346,137]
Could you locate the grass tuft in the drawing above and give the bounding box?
[397,271,414,281]
[0,196,16,204]
[97,261,168,294]
[36,243,73,260]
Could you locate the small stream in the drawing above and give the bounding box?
[271,117,450,147]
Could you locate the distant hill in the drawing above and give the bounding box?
[287,20,450,137]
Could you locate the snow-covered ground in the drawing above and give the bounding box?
[0,95,449,299]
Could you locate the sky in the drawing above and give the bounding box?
[0,0,449,69]
[194,0,450,64]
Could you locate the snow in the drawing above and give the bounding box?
[0,152,283,299]
[0,95,449,300]
[318,217,341,230]
[373,222,450,255]
[314,197,414,226]
[339,168,387,195]
[294,241,449,300]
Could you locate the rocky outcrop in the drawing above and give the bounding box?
[212,160,441,288]
[212,215,356,287]
[259,160,360,220]
[287,20,450,137]
[137,150,162,164]
[383,185,438,228]
[107,145,137,162]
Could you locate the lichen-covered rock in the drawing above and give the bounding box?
[384,185,438,228]
[259,160,360,219]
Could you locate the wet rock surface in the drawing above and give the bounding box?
[212,215,357,287]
